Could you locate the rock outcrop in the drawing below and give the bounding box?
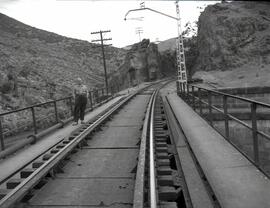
[113,39,162,87]
[193,1,270,88]
[158,36,198,79]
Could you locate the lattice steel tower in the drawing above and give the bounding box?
[175,1,187,92]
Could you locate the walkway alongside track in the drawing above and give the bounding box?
[166,90,270,208]
[0,95,125,185]
[24,92,152,207]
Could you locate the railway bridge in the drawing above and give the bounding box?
[0,79,270,208]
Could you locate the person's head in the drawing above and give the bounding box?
[76,77,83,85]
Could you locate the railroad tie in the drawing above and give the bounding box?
[20,168,35,178]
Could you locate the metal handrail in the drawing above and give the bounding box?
[189,84,270,108]
[179,83,270,175]
[0,97,71,117]
[0,87,111,117]
[190,89,270,142]
[0,86,117,151]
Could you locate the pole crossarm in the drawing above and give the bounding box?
[124,7,178,21]
[92,38,112,42]
[91,30,111,34]
[91,30,112,95]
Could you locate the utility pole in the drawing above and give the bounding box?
[175,1,187,92]
[135,27,143,42]
[124,1,188,94]
[91,30,112,95]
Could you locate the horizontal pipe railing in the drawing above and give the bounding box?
[178,82,270,176]
[0,85,119,152]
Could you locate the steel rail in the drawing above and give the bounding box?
[149,89,158,208]
[133,91,155,208]
[148,81,172,208]
[0,138,64,185]
[133,79,175,208]
[0,80,170,208]
[0,87,143,208]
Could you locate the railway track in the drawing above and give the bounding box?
[0,81,219,208]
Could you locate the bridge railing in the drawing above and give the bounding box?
[178,83,270,177]
[0,86,118,152]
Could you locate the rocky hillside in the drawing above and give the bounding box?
[110,39,163,88]
[0,13,173,136]
[0,13,127,113]
[157,37,198,78]
[0,13,127,136]
[158,37,177,52]
[193,1,270,88]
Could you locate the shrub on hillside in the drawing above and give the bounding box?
[0,82,13,94]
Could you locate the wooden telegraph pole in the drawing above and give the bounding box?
[91,30,112,95]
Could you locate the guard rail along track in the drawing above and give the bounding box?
[0,79,216,208]
[134,84,211,208]
[134,84,183,208]
[0,81,160,208]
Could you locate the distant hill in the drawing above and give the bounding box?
[122,45,133,50]
[157,37,177,52]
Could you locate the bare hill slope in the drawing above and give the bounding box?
[0,13,126,112]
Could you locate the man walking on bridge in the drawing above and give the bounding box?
[73,78,88,126]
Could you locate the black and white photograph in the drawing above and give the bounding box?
[0,0,270,207]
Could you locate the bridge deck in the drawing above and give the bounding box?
[0,95,124,184]
[167,93,270,208]
[25,94,151,207]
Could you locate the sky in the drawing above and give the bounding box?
[0,0,219,48]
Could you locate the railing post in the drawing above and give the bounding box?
[175,81,182,97]
[198,88,202,115]
[208,92,213,126]
[177,82,179,95]
[53,101,59,123]
[0,119,5,151]
[89,91,93,110]
[223,95,229,140]
[181,83,184,97]
[186,84,190,103]
[192,86,195,110]
[97,90,100,103]
[69,97,73,117]
[184,83,188,100]
[31,107,37,135]
[251,102,259,166]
